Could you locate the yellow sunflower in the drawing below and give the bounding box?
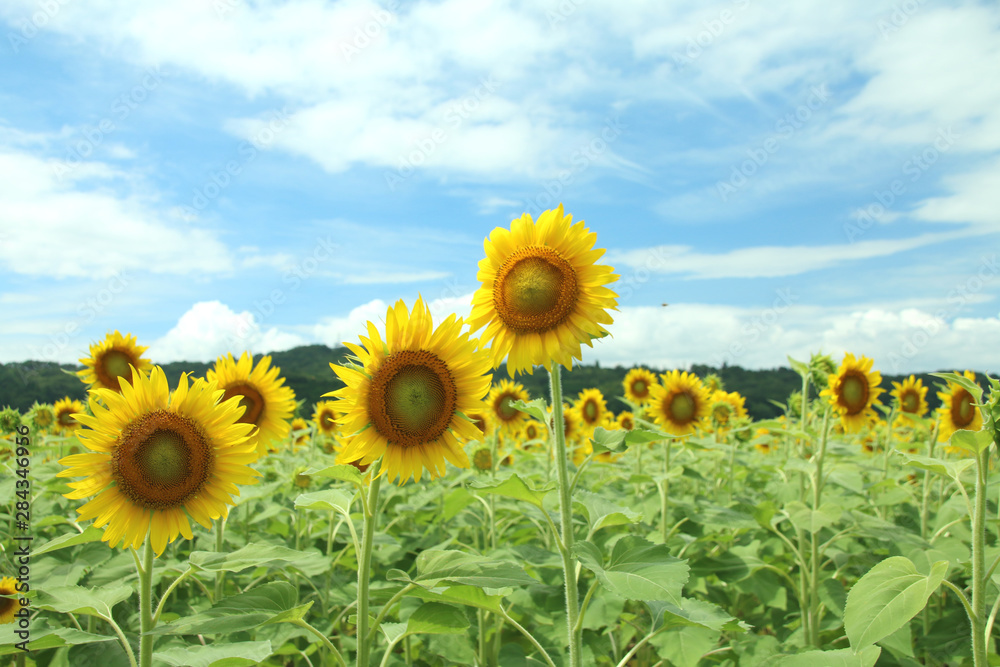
[937,370,983,443]
[77,331,153,392]
[519,419,545,448]
[468,204,619,375]
[617,411,635,431]
[471,445,494,472]
[313,400,339,437]
[892,375,928,426]
[549,404,582,446]
[575,387,607,432]
[291,417,310,450]
[820,353,883,434]
[327,297,493,485]
[54,397,86,433]
[487,379,530,435]
[623,368,657,405]
[649,370,711,436]
[1,576,25,624]
[28,402,56,432]
[710,390,747,432]
[207,352,296,455]
[58,366,259,556]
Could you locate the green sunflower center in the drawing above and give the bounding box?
[713,403,732,424]
[952,389,975,427]
[494,246,579,335]
[632,380,648,396]
[669,392,696,423]
[370,350,457,448]
[901,391,919,413]
[57,409,75,427]
[497,395,519,421]
[113,410,214,510]
[222,383,265,426]
[583,399,599,423]
[472,448,493,471]
[839,372,869,415]
[98,349,137,391]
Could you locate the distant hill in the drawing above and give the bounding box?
[0,345,984,421]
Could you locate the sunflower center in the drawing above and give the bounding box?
[839,372,869,415]
[952,389,975,427]
[0,595,13,617]
[901,391,919,414]
[713,404,732,424]
[497,395,519,421]
[493,246,579,335]
[57,410,74,427]
[669,392,696,423]
[319,410,336,432]
[97,349,137,391]
[620,416,633,430]
[525,424,538,439]
[631,380,648,397]
[113,410,214,510]
[582,400,599,423]
[472,415,487,434]
[473,448,493,471]
[369,350,457,448]
[222,383,265,425]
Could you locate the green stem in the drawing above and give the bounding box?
[138,538,155,667]
[214,516,226,602]
[153,568,194,625]
[796,371,811,643]
[291,618,346,667]
[881,406,896,483]
[101,612,138,667]
[357,459,383,667]
[660,440,672,544]
[970,448,988,667]
[498,606,557,667]
[549,361,581,667]
[919,420,940,541]
[808,407,831,647]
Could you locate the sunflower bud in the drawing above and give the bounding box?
[809,352,837,390]
[0,406,22,435]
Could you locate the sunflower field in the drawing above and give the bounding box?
[2,206,1000,667]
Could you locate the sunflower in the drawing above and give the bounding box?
[616,411,635,431]
[649,371,711,436]
[892,375,928,426]
[471,445,494,472]
[519,419,545,449]
[77,331,152,393]
[54,397,86,433]
[820,353,883,434]
[0,407,22,434]
[487,380,530,435]
[57,366,259,556]
[0,576,24,624]
[291,417,310,450]
[28,402,56,431]
[208,352,296,455]
[468,204,619,375]
[313,400,339,437]
[710,390,747,432]
[623,368,657,405]
[703,373,724,393]
[328,297,492,485]
[937,370,983,443]
[549,403,582,447]
[575,387,607,432]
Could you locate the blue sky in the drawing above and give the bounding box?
[1,0,998,376]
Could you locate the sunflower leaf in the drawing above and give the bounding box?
[156,640,273,667]
[509,398,549,423]
[469,473,554,510]
[573,536,689,604]
[899,451,975,483]
[189,543,327,575]
[32,583,133,619]
[574,490,642,534]
[773,647,881,667]
[302,464,364,488]
[294,489,354,517]
[415,549,536,588]
[32,526,106,556]
[148,582,299,636]
[948,427,994,454]
[404,584,506,613]
[787,355,810,379]
[645,597,745,632]
[929,372,984,402]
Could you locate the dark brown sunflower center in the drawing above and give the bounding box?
[631,380,649,398]
[620,416,634,430]
[0,594,14,617]
[525,424,538,439]
[369,350,457,448]
[713,403,731,424]
[472,415,487,434]
[901,391,919,414]
[57,409,75,427]
[668,392,696,424]
[113,410,214,510]
[319,410,336,432]
[222,383,265,425]
[496,394,520,421]
[493,246,579,335]
[97,349,137,391]
[839,372,869,415]
[472,448,493,471]
[582,399,599,423]
[951,389,975,428]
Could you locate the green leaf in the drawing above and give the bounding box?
[405,602,470,635]
[574,490,642,533]
[574,536,689,604]
[293,489,354,516]
[645,597,743,632]
[415,549,536,588]
[930,372,983,402]
[302,463,364,488]
[156,640,273,666]
[900,452,975,483]
[510,398,548,423]
[788,355,810,378]
[31,526,106,555]
[844,556,948,650]
[189,543,326,574]
[469,473,554,511]
[33,584,132,619]
[590,422,667,453]
[0,626,116,655]
[774,647,881,667]
[878,622,914,658]
[406,584,506,613]
[149,582,300,636]
[784,501,842,534]
[949,427,994,454]
[649,626,719,667]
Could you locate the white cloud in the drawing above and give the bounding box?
[148,301,307,363]
[0,147,236,279]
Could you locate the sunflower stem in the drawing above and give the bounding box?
[357,459,383,667]
[660,440,672,544]
[548,361,581,667]
[970,447,989,667]
[807,406,831,648]
[138,536,155,667]
[214,515,226,602]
